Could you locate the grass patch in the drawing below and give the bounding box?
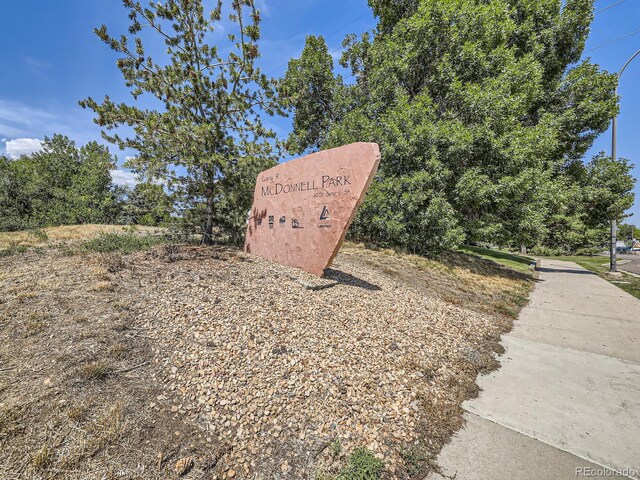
[331,439,342,457]
[82,232,166,254]
[400,447,435,477]
[549,255,640,300]
[86,402,125,455]
[316,447,384,480]
[16,291,38,301]
[457,245,535,274]
[336,448,384,480]
[28,229,49,242]
[26,320,46,336]
[0,224,163,249]
[0,245,28,257]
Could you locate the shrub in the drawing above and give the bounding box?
[82,232,166,254]
[575,246,602,256]
[530,244,564,257]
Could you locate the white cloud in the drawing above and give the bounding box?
[5,138,43,158]
[110,169,139,188]
[0,98,101,148]
[25,56,52,76]
[0,100,59,138]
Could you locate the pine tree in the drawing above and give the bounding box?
[80,0,281,244]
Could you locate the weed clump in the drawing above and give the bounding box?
[81,360,115,381]
[336,448,384,480]
[31,443,53,470]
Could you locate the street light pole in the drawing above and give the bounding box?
[610,48,640,272]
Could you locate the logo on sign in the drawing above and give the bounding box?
[292,218,303,229]
[320,206,330,220]
[268,215,274,228]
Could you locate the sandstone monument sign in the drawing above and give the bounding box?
[245,142,381,276]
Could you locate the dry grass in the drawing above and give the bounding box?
[67,397,94,423]
[16,291,38,302]
[25,312,48,336]
[0,228,533,479]
[341,242,532,319]
[0,224,163,249]
[0,248,214,480]
[81,360,116,381]
[89,280,116,292]
[31,443,53,470]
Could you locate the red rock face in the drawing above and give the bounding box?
[245,142,381,276]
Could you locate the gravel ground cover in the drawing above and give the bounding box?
[1,239,530,479]
[132,244,523,478]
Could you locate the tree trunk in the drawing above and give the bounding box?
[520,244,527,255]
[203,187,214,245]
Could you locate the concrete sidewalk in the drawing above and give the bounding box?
[428,259,640,480]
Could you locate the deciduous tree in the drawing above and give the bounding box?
[283,0,625,253]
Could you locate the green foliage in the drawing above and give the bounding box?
[281,36,337,154]
[283,0,633,254]
[581,153,635,226]
[82,232,166,254]
[0,136,120,231]
[80,0,281,244]
[619,223,638,243]
[538,153,635,253]
[335,448,384,480]
[121,183,172,226]
[350,168,464,253]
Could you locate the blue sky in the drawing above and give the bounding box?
[0,0,638,221]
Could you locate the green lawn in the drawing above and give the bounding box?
[456,247,640,300]
[457,245,535,274]
[548,255,640,300]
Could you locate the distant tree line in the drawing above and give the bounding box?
[0,135,172,231]
[2,0,637,255]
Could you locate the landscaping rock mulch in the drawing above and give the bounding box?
[131,246,509,478]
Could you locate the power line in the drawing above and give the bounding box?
[595,0,626,14]
[323,12,370,45]
[585,27,640,53]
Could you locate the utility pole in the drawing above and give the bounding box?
[610,48,640,272]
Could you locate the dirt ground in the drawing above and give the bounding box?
[0,239,531,479]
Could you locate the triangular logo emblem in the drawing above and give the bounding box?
[320,206,329,220]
